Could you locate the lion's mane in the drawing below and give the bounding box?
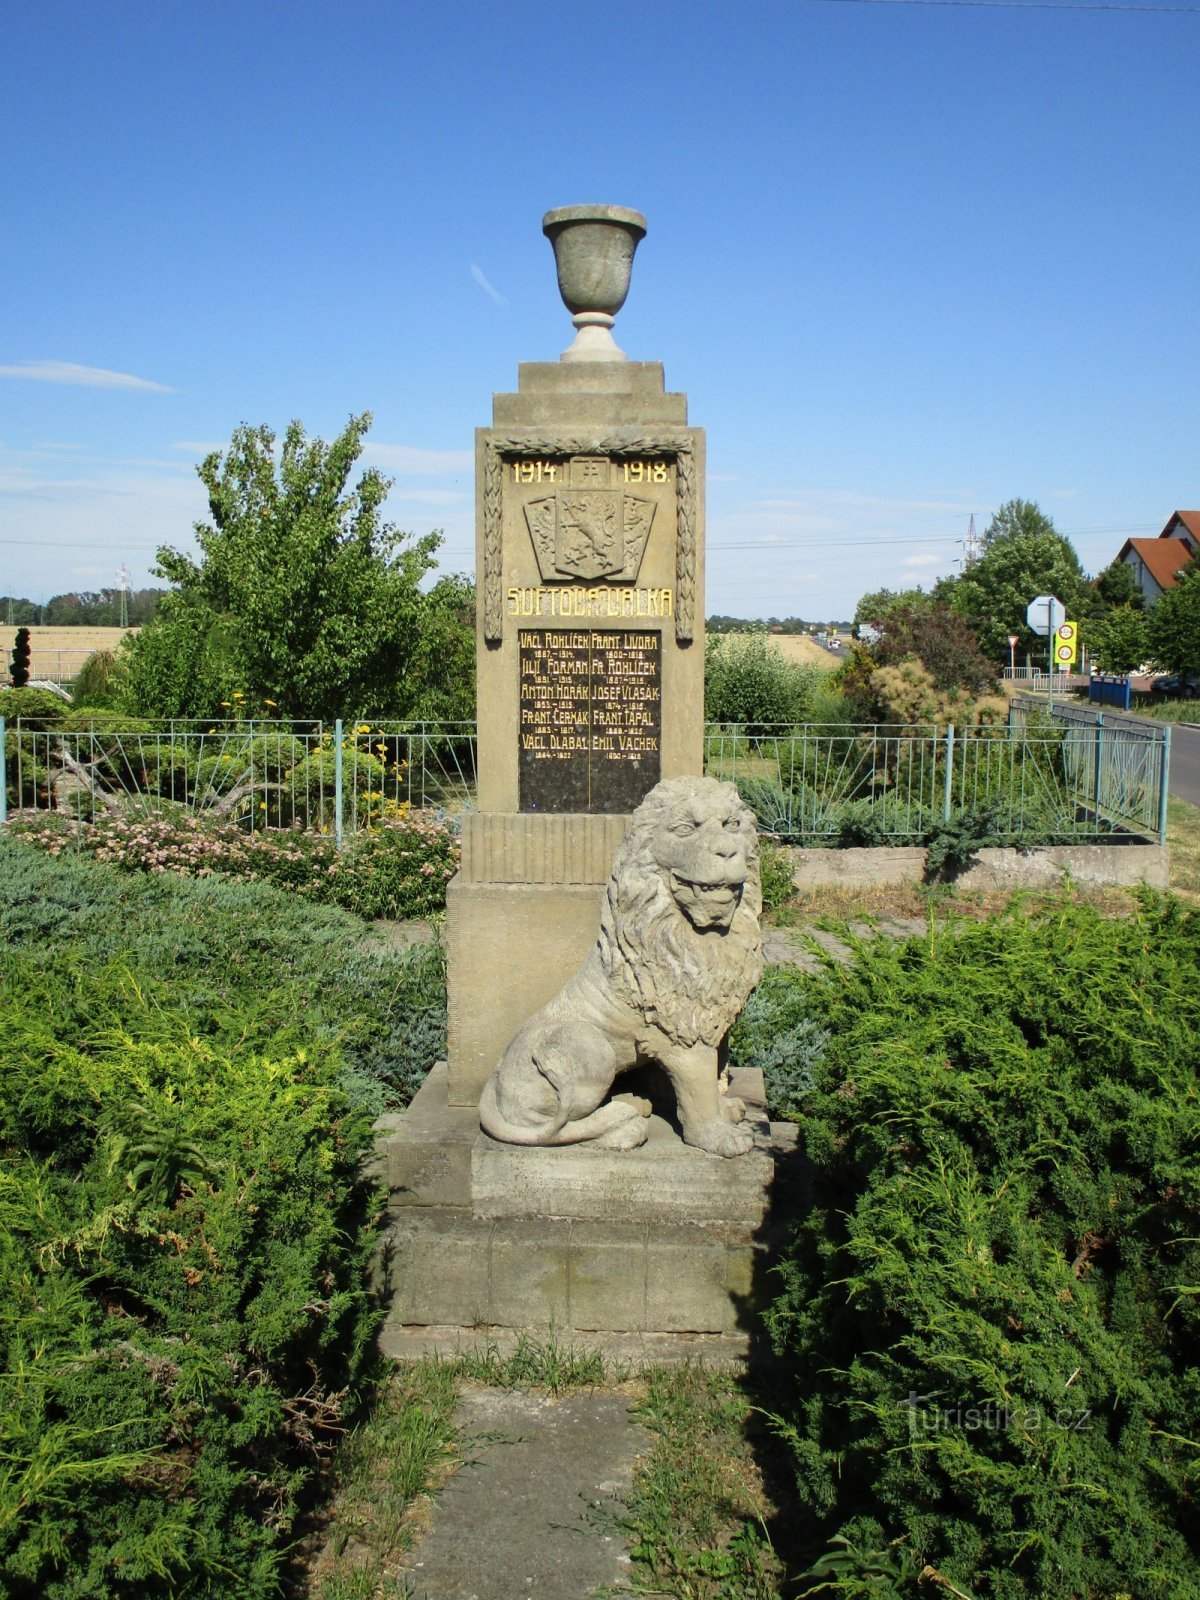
[597,778,764,1048]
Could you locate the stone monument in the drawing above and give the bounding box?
[375,208,796,1360]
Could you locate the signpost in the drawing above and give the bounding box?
[1026,595,1065,708]
[1007,633,1019,674]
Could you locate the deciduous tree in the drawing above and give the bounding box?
[952,499,1093,663]
[1146,553,1200,676]
[122,414,474,722]
[1087,606,1149,675]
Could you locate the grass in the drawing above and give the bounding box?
[301,1363,462,1599]
[1167,795,1200,900]
[626,1365,789,1599]
[301,1344,791,1600]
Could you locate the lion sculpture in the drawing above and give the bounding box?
[479,776,764,1158]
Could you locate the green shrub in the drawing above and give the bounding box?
[8,624,31,686]
[758,836,796,912]
[0,684,67,727]
[705,631,819,733]
[5,805,460,924]
[69,647,128,708]
[0,850,399,1594]
[0,839,448,1108]
[748,898,1200,1598]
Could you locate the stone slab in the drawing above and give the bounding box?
[379,1211,770,1338]
[376,1323,754,1367]
[396,1389,648,1600]
[385,1211,494,1328]
[787,841,1167,889]
[377,1062,477,1207]
[471,1110,776,1225]
[445,878,606,1106]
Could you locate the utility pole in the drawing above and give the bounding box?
[117,564,130,629]
[958,513,980,568]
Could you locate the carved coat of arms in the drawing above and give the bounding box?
[523,456,656,583]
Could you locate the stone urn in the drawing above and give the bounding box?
[542,204,647,363]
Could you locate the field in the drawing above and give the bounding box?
[768,632,840,668]
[0,625,134,682]
[711,631,840,671]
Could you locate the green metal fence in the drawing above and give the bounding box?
[0,709,1169,845]
[705,712,1168,845]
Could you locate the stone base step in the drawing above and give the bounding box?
[377,1322,755,1369]
[381,1209,780,1337]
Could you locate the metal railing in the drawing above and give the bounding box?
[1008,697,1170,844]
[0,711,1168,846]
[706,713,1168,845]
[0,719,477,836]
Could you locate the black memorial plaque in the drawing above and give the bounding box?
[518,628,662,813]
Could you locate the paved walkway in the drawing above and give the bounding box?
[397,1389,649,1600]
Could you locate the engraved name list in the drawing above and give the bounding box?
[517,628,662,813]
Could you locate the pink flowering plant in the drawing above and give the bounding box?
[6,807,460,920]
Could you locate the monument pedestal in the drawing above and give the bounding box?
[375,1065,799,1363]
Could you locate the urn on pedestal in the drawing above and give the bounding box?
[542,204,647,363]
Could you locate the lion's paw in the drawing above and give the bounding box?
[593,1116,651,1150]
[612,1093,653,1118]
[685,1117,754,1158]
[720,1094,746,1125]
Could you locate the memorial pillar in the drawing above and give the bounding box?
[446,206,706,1106]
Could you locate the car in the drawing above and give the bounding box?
[1150,672,1200,697]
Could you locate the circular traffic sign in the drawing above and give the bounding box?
[1055,643,1074,664]
[1057,622,1076,642]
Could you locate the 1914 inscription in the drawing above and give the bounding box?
[518,628,662,813]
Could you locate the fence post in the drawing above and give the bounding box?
[248,718,255,833]
[1093,713,1103,829]
[943,724,955,822]
[334,718,344,850]
[1159,725,1171,847]
[0,717,6,829]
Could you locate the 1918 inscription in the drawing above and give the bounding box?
[518,628,662,813]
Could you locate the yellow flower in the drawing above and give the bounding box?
[220,702,231,708]
[264,698,277,708]
[259,801,267,810]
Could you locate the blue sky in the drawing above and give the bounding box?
[2,0,1196,620]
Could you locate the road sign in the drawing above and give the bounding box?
[1007,634,1019,648]
[1027,595,1065,636]
[1055,621,1078,668]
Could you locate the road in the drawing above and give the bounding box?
[1168,721,1200,807]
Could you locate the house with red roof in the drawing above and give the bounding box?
[1115,511,1199,605]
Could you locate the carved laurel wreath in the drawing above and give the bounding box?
[482,433,698,645]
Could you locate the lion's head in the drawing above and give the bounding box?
[597,776,764,1048]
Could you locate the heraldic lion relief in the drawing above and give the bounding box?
[479,776,765,1158]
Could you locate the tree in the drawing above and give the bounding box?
[853,587,937,627]
[122,414,475,722]
[1094,558,1144,612]
[1146,553,1200,676]
[9,626,31,687]
[1088,606,1150,675]
[868,602,997,694]
[952,499,1093,663]
[704,629,817,731]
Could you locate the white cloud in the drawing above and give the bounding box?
[470,263,507,306]
[0,361,175,392]
[365,443,473,475]
[902,553,942,567]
